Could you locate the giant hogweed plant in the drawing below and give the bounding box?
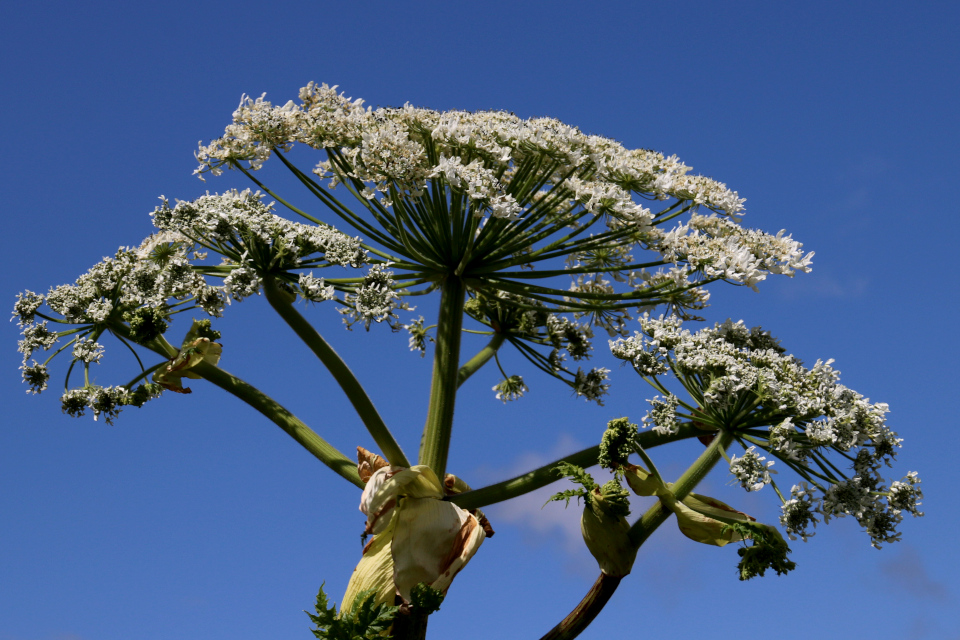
[15,83,922,639]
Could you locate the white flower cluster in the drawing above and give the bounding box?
[493,375,528,403]
[611,314,923,549]
[41,244,222,323]
[151,190,367,270]
[658,215,813,291]
[72,338,105,364]
[546,315,594,363]
[222,260,262,302]
[17,321,58,365]
[429,155,521,219]
[779,483,818,541]
[12,291,44,326]
[642,394,681,436]
[298,272,336,303]
[19,361,49,394]
[340,263,410,330]
[402,316,432,357]
[572,367,610,405]
[564,177,653,231]
[60,384,162,425]
[612,317,892,440]
[728,446,776,492]
[12,219,231,399]
[195,82,748,222]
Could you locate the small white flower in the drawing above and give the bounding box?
[72,338,105,364]
[729,446,776,492]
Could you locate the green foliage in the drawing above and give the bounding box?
[598,417,638,472]
[306,583,399,640]
[548,462,597,508]
[723,522,797,581]
[124,307,169,343]
[409,583,444,614]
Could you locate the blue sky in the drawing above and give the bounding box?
[2,1,958,638]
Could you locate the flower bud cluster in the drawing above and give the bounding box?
[492,375,528,403]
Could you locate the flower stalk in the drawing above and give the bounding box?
[142,331,363,487]
[263,275,410,467]
[419,276,466,477]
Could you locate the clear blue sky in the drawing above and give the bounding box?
[2,2,958,638]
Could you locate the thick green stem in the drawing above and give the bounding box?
[448,423,703,510]
[192,361,363,488]
[140,333,362,488]
[456,332,506,387]
[628,431,733,547]
[263,276,410,467]
[537,573,622,640]
[418,277,466,477]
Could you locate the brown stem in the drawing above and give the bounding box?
[538,573,622,640]
[391,609,429,640]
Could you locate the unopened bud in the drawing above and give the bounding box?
[580,482,636,577]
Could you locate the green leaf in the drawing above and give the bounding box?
[409,582,445,614]
[306,584,399,640]
[547,463,597,507]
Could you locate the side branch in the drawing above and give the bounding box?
[263,276,411,467]
[628,431,733,547]
[457,332,506,387]
[448,423,703,510]
[190,361,363,487]
[136,332,363,488]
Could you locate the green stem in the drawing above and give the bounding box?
[191,361,363,488]
[418,277,466,477]
[263,276,410,467]
[628,431,733,547]
[538,432,733,640]
[140,333,362,488]
[448,423,703,510]
[456,332,506,387]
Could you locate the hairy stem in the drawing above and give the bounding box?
[263,276,410,467]
[419,276,466,477]
[537,573,622,640]
[457,332,506,387]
